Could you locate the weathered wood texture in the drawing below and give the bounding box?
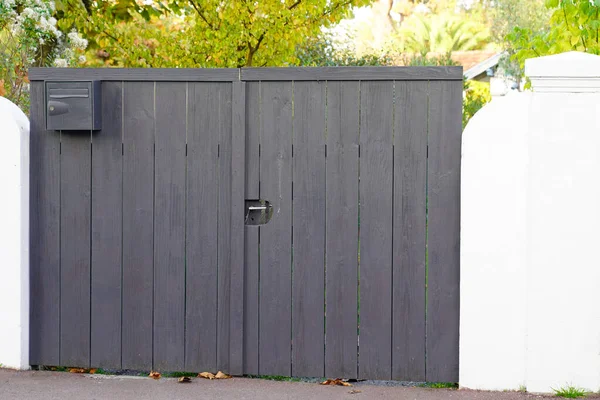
[30,82,61,366]
[358,81,394,380]
[392,81,428,381]
[258,82,293,376]
[241,67,463,81]
[59,129,91,367]
[426,81,462,383]
[185,82,221,372]
[90,82,123,368]
[121,82,155,370]
[243,82,260,375]
[153,82,186,370]
[325,81,359,379]
[29,68,239,82]
[291,81,326,377]
[29,68,460,382]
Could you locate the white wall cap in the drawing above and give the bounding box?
[525,52,600,92]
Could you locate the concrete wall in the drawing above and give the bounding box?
[460,52,600,393]
[0,97,30,369]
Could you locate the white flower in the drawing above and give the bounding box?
[54,58,68,67]
[68,30,88,50]
[78,55,86,63]
[22,7,37,19]
[48,16,56,26]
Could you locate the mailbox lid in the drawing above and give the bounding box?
[46,81,101,131]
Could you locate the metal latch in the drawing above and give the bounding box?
[245,199,273,226]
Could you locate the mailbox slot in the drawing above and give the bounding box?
[46,81,101,131]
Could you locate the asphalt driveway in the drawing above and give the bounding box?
[1,369,596,400]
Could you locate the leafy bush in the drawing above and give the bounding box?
[0,0,86,110]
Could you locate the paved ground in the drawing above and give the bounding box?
[1,369,598,400]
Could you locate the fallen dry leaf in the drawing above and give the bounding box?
[149,371,161,379]
[0,80,5,97]
[89,369,97,374]
[178,376,192,383]
[348,389,362,394]
[215,371,231,379]
[198,372,215,380]
[321,378,352,387]
[68,368,87,374]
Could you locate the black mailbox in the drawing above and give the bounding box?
[46,81,101,131]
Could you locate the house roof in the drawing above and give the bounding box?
[463,52,505,80]
[450,50,499,71]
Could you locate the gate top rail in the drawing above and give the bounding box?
[29,66,463,82]
[240,66,462,81]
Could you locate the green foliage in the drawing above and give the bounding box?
[400,14,490,55]
[295,36,393,67]
[552,385,589,398]
[485,0,551,45]
[57,0,371,67]
[0,0,86,109]
[419,382,458,389]
[246,375,302,382]
[463,80,491,129]
[507,0,600,68]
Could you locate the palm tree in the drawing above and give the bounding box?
[401,14,490,55]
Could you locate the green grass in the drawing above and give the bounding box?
[161,371,198,378]
[246,374,302,382]
[419,382,458,389]
[518,385,527,393]
[552,385,588,398]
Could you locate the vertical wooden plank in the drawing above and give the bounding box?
[229,81,246,375]
[153,82,186,370]
[91,82,123,368]
[243,82,260,375]
[392,81,427,381]
[325,81,359,379]
[122,82,155,370]
[185,82,220,371]
[259,81,293,376]
[292,81,325,377]
[426,80,462,383]
[217,83,233,372]
[60,132,91,367]
[358,81,393,380]
[29,82,61,366]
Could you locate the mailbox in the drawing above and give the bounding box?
[46,81,101,131]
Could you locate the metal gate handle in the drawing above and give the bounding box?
[245,200,273,226]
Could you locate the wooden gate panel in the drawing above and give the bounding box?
[291,81,326,377]
[153,82,187,371]
[358,81,394,380]
[91,81,123,368]
[121,81,155,370]
[392,80,428,381]
[324,81,360,379]
[426,80,462,382]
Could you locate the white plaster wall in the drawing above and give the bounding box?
[460,93,531,391]
[0,97,29,370]
[461,52,600,394]
[526,92,600,393]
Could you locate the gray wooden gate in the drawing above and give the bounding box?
[29,66,462,382]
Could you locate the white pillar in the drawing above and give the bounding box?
[0,97,30,369]
[460,52,600,393]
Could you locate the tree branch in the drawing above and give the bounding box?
[288,0,301,10]
[188,0,214,29]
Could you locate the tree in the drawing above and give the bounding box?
[0,0,86,109]
[508,0,600,67]
[55,0,372,67]
[485,0,551,45]
[400,14,490,55]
